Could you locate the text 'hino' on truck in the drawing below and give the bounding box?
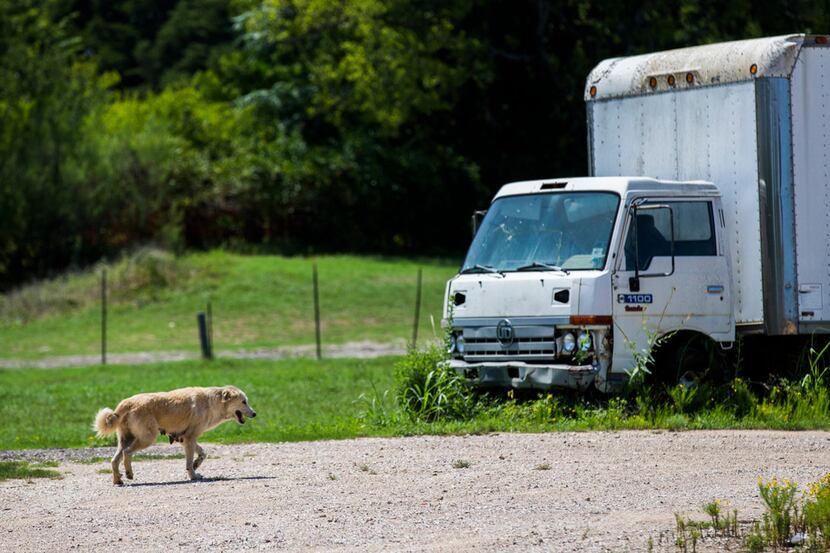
[443,34,830,393]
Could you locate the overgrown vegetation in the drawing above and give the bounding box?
[394,346,481,422]
[659,473,830,552]
[374,334,830,434]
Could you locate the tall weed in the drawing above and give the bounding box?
[395,346,479,421]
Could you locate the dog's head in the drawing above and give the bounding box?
[220,385,257,425]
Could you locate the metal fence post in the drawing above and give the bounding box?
[313,263,322,360]
[207,300,213,355]
[412,268,423,348]
[101,268,107,365]
[197,312,212,360]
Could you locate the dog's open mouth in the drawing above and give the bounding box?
[235,410,245,424]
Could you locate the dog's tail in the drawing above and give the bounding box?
[93,407,119,437]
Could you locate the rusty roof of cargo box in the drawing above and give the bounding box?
[585,34,828,101]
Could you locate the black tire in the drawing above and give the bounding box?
[650,332,731,390]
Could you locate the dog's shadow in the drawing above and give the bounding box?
[127,475,276,488]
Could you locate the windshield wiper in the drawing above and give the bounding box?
[460,264,503,276]
[515,262,569,274]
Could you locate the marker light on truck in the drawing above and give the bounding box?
[569,315,612,325]
[448,334,457,353]
[456,336,466,354]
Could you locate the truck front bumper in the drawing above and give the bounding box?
[446,359,598,391]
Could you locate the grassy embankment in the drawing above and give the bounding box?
[0,250,458,359]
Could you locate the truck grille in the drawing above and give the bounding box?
[461,325,556,362]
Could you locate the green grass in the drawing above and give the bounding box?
[0,249,458,359]
[0,460,62,481]
[0,357,401,449]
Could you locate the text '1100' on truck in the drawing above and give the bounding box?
[443,34,830,393]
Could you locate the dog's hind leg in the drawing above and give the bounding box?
[112,432,126,486]
[120,433,136,480]
[192,443,206,471]
[121,437,155,482]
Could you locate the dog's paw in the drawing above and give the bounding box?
[187,472,203,481]
[125,471,134,480]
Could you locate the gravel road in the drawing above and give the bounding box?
[1,430,828,552]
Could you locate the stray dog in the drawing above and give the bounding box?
[93,385,256,485]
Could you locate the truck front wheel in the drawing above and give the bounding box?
[650,332,732,391]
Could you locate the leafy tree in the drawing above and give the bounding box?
[0,1,111,286]
[5,0,830,287]
[219,0,488,252]
[54,0,233,89]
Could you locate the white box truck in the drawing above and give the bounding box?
[443,34,830,392]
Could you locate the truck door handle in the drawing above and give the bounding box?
[707,285,724,294]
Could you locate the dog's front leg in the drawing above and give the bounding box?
[183,438,201,480]
[193,443,206,470]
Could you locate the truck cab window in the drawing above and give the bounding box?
[625,201,716,271]
[462,192,620,272]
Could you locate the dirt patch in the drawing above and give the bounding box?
[1,430,828,552]
[0,339,407,369]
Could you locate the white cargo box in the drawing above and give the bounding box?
[585,34,830,335]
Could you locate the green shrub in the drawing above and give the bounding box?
[729,378,757,418]
[394,346,478,421]
[758,476,798,547]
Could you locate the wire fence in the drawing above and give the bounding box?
[0,258,445,368]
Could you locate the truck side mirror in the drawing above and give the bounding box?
[628,203,675,292]
[471,210,487,238]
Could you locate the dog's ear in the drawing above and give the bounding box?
[222,389,233,401]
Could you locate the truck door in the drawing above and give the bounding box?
[611,198,734,373]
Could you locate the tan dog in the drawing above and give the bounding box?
[93,385,256,485]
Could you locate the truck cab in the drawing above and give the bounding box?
[444,176,734,392]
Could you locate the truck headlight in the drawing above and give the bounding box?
[456,336,465,354]
[562,332,576,354]
[578,331,592,352]
[448,334,457,353]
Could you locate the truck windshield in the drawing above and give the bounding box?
[461,192,620,272]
